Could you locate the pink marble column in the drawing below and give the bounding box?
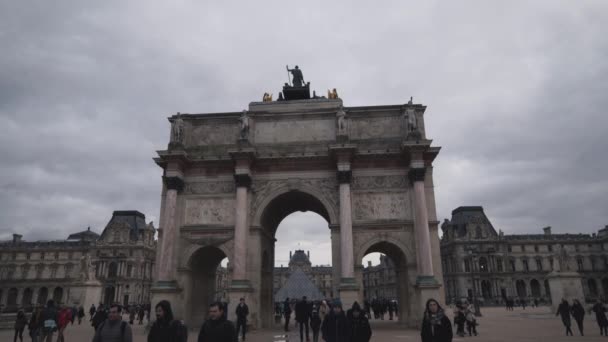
[232,175,251,280]
[410,167,434,277]
[156,177,183,284]
[338,171,354,279]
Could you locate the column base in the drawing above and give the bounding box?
[150,281,183,319]
[338,278,360,310]
[227,280,255,326]
[415,275,439,286]
[547,271,584,312]
[415,276,442,328]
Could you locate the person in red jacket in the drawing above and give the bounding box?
[57,304,72,342]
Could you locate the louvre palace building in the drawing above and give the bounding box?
[441,206,608,304]
[0,211,156,312]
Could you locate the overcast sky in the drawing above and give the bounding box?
[1,1,607,266]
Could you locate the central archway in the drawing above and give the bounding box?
[257,189,335,328]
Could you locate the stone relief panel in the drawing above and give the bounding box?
[253,119,335,144]
[187,123,239,146]
[184,181,235,195]
[350,116,402,140]
[352,192,411,221]
[352,175,408,190]
[184,198,235,225]
[250,177,338,222]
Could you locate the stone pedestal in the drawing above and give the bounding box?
[547,271,584,311]
[227,280,254,326]
[69,281,103,308]
[415,279,442,327]
[150,285,183,318]
[338,278,360,310]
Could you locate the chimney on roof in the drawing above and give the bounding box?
[307,251,310,259]
[543,226,552,235]
[12,234,22,244]
[289,251,292,259]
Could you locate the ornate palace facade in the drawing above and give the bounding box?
[0,211,156,312]
[441,206,608,304]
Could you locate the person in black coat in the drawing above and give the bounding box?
[295,296,311,342]
[148,300,186,342]
[347,302,371,342]
[592,299,608,336]
[321,300,350,342]
[570,299,585,336]
[197,302,237,342]
[420,298,452,342]
[310,308,322,342]
[283,298,292,332]
[235,298,249,341]
[556,299,573,336]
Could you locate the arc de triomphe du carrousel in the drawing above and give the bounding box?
[150,68,444,328]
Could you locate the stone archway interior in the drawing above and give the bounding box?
[363,241,409,324]
[189,246,228,327]
[104,286,115,305]
[38,287,48,305]
[53,287,63,304]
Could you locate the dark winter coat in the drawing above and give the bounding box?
[556,302,571,326]
[421,310,452,342]
[592,303,608,327]
[571,303,585,322]
[15,312,28,330]
[321,311,350,342]
[92,310,108,330]
[283,300,292,315]
[235,303,249,322]
[310,311,321,331]
[148,319,182,342]
[295,300,311,322]
[348,315,371,342]
[197,317,237,342]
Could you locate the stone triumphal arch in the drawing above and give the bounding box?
[151,76,444,328]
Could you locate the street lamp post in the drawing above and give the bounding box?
[468,249,482,317]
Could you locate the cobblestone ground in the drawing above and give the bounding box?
[2,306,606,341]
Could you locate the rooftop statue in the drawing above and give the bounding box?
[171,112,184,144]
[286,65,305,87]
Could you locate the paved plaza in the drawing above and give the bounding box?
[2,306,606,341]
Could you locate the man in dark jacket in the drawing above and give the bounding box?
[283,298,292,332]
[197,302,237,342]
[91,305,107,332]
[148,300,187,342]
[592,299,608,336]
[322,299,350,342]
[556,299,573,336]
[295,296,311,342]
[347,302,372,342]
[235,298,249,341]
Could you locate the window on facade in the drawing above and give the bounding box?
[26,253,30,260]
[40,252,45,260]
[508,245,512,252]
[464,260,471,272]
[523,260,529,272]
[577,258,584,271]
[497,258,503,272]
[67,252,73,259]
[127,265,133,277]
[521,245,526,252]
[536,259,543,271]
[129,249,134,257]
[575,244,580,252]
[534,245,539,252]
[54,252,58,260]
[548,244,553,252]
[475,226,482,239]
[510,260,516,271]
[549,257,554,270]
[479,257,488,272]
[12,252,17,260]
[591,258,596,271]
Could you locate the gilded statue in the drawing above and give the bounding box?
[328,88,339,99]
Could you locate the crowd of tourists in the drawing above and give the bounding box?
[11,300,87,342]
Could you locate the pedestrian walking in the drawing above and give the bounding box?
[40,300,58,342]
[464,304,478,336]
[283,298,292,332]
[28,306,42,342]
[310,308,322,342]
[556,299,573,336]
[570,299,585,336]
[77,306,85,325]
[128,306,136,325]
[14,309,28,342]
[321,299,350,342]
[592,299,608,336]
[347,302,372,342]
[197,301,237,342]
[89,305,96,321]
[295,296,311,342]
[235,298,249,341]
[92,304,133,342]
[421,298,453,342]
[453,306,465,337]
[148,300,187,342]
[318,300,329,324]
[91,306,107,331]
[57,304,72,342]
[137,306,144,325]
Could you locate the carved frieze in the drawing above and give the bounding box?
[184,198,236,225]
[351,175,408,190]
[183,181,235,195]
[350,116,401,140]
[253,119,335,143]
[352,192,411,221]
[188,123,239,146]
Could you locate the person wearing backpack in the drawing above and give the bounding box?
[40,300,58,342]
[148,300,188,342]
[92,304,132,342]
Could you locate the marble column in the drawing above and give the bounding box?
[232,174,251,281]
[156,176,183,285]
[409,167,435,281]
[337,170,354,280]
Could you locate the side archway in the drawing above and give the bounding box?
[188,246,229,328]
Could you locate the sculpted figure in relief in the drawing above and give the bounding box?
[336,106,348,137]
[240,110,250,140]
[80,253,95,281]
[171,112,184,144]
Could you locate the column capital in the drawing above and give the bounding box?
[336,170,352,184]
[234,174,252,188]
[408,167,426,183]
[163,176,184,192]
